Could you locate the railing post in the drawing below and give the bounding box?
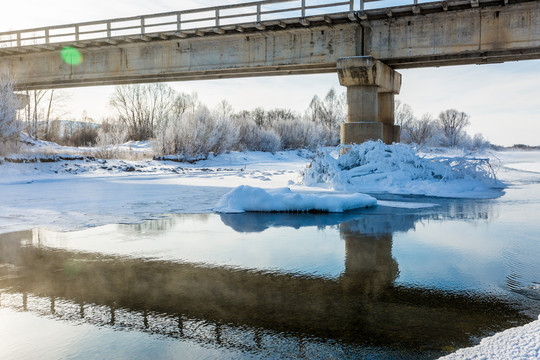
[45,29,50,44]
[257,4,261,23]
[301,0,306,18]
[360,0,364,11]
[75,26,79,41]
[177,13,182,31]
[141,17,146,35]
[107,21,112,38]
[16,32,21,47]
[350,0,354,11]
[215,9,220,27]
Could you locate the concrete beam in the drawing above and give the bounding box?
[337,57,401,94]
[4,23,359,90]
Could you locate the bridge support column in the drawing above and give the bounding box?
[337,56,401,147]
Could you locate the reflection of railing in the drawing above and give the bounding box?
[0,0,438,50]
[0,291,295,356]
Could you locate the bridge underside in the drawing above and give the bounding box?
[1,0,538,145]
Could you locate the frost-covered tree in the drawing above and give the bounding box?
[153,105,240,158]
[0,72,23,153]
[94,118,129,158]
[96,118,128,145]
[233,115,281,152]
[172,91,199,118]
[470,133,490,150]
[438,109,470,147]
[214,99,234,120]
[394,100,414,140]
[306,88,346,145]
[272,118,327,150]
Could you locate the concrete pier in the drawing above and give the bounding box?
[337,56,401,146]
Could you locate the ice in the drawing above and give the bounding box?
[377,200,439,209]
[213,185,376,213]
[304,141,504,199]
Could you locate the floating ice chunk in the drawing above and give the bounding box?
[214,185,376,213]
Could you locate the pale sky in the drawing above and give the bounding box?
[1,0,539,146]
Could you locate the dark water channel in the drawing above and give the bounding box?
[1,186,540,359]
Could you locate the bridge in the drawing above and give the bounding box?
[1,0,539,144]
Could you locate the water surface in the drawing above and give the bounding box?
[1,185,540,359]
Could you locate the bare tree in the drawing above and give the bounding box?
[438,109,470,147]
[42,90,70,141]
[408,113,435,145]
[394,100,415,138]
[110,83,176,141]
[24,89,47,138]
[20,89,68,140]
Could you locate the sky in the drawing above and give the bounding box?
[1,0,539,146]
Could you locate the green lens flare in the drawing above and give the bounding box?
[61,46,83,65]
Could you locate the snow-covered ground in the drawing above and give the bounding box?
[440,315,540,360]
[0,147,312,233]
[1,140,540,359]
[0,140,511,233]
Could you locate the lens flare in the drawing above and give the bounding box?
[61,47,83,65]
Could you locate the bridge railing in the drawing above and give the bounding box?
[0,0,434,49]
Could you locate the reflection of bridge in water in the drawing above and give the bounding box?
[0,208,525,356]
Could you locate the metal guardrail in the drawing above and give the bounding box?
[0,0,433,50]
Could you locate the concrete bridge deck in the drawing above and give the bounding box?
[1,0,538,89]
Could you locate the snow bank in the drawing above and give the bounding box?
[439,315,540,359]
[213,185,376,213]
[304,141,504,198]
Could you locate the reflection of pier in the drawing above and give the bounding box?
[0,210,524,354]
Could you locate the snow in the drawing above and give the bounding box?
[0,150,312,234]
[0,141,515,234]
[213,185,376,213]
[439,315,540,360]
[304,141,504,199]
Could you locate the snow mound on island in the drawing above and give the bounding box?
[304,141,504,199]
[439,315,540,359]
[214,185,377,213]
